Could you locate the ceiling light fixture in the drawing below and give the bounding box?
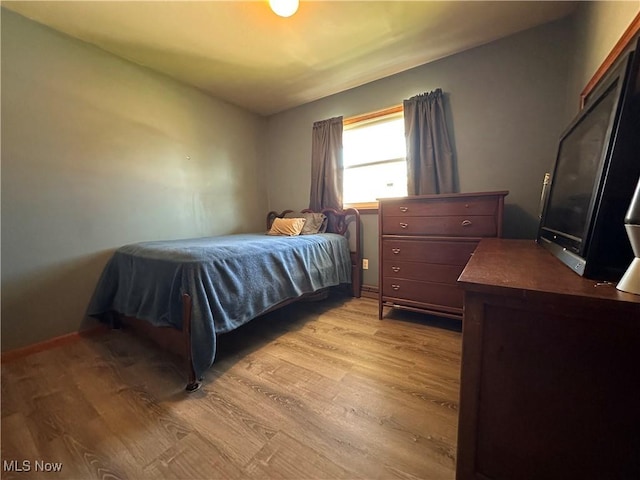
[269,0,299,18]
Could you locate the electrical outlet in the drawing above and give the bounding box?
[362,258,369,270]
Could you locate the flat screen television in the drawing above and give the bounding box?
[537,39,640,281]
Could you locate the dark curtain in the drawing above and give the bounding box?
[309,116,343,211]
[404,89,455,195]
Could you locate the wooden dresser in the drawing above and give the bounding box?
[456,239,640,480]
[378,191,508,320]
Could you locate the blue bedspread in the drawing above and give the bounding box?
[87,233,352,379]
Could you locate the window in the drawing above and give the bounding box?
[343,107,407,207]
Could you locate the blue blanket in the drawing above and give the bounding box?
[87,233,352,379]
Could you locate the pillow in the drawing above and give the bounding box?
[284,212,327,234]
[268,217,306,236]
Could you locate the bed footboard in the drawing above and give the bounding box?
[181,294,201,392]
[118,293,200,392]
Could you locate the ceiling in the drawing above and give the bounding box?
[3,1,578,116]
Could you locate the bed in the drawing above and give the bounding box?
[87,208,361,392]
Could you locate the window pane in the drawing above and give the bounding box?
[343,161,407,204]
[343,117,406,168]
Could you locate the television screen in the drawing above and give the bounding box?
[538,41,639,280]
[541,80,620,253]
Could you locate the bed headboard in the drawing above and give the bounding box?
[266,208,361,297]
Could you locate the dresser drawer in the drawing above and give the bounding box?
[381,196,499,217]
[382,215,497,237]
[378,192,508,320]
[382,261,463,284]
[382,278,463,309]
[382,239,477,265]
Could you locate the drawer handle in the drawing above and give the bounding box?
[391,266,400,272]
[399,223,408,229]
[461,220,473,227]
[391,284,400,291]
[391,248,401,254]
[399,207,408,213]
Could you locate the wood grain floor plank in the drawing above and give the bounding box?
[207,361,394,478]
[1,296,460,479]
[165,382,274,467]
[144,431,245,479]
[217,355,444,479]
[93,386,191,466]
[0,413,41,465]
[263,338,352,381]
[243,351,343,404]
[244,431,361,479]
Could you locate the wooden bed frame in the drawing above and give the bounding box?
[113,208,361,392]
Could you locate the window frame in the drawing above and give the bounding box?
[342,105,404,213]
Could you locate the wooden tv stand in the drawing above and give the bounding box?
[456,239,640,480]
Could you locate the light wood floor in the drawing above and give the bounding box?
[1,295,461,479]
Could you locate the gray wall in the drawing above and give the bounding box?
[563,1,640,122]
[1,9,267,351]
[265,18,575,286]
